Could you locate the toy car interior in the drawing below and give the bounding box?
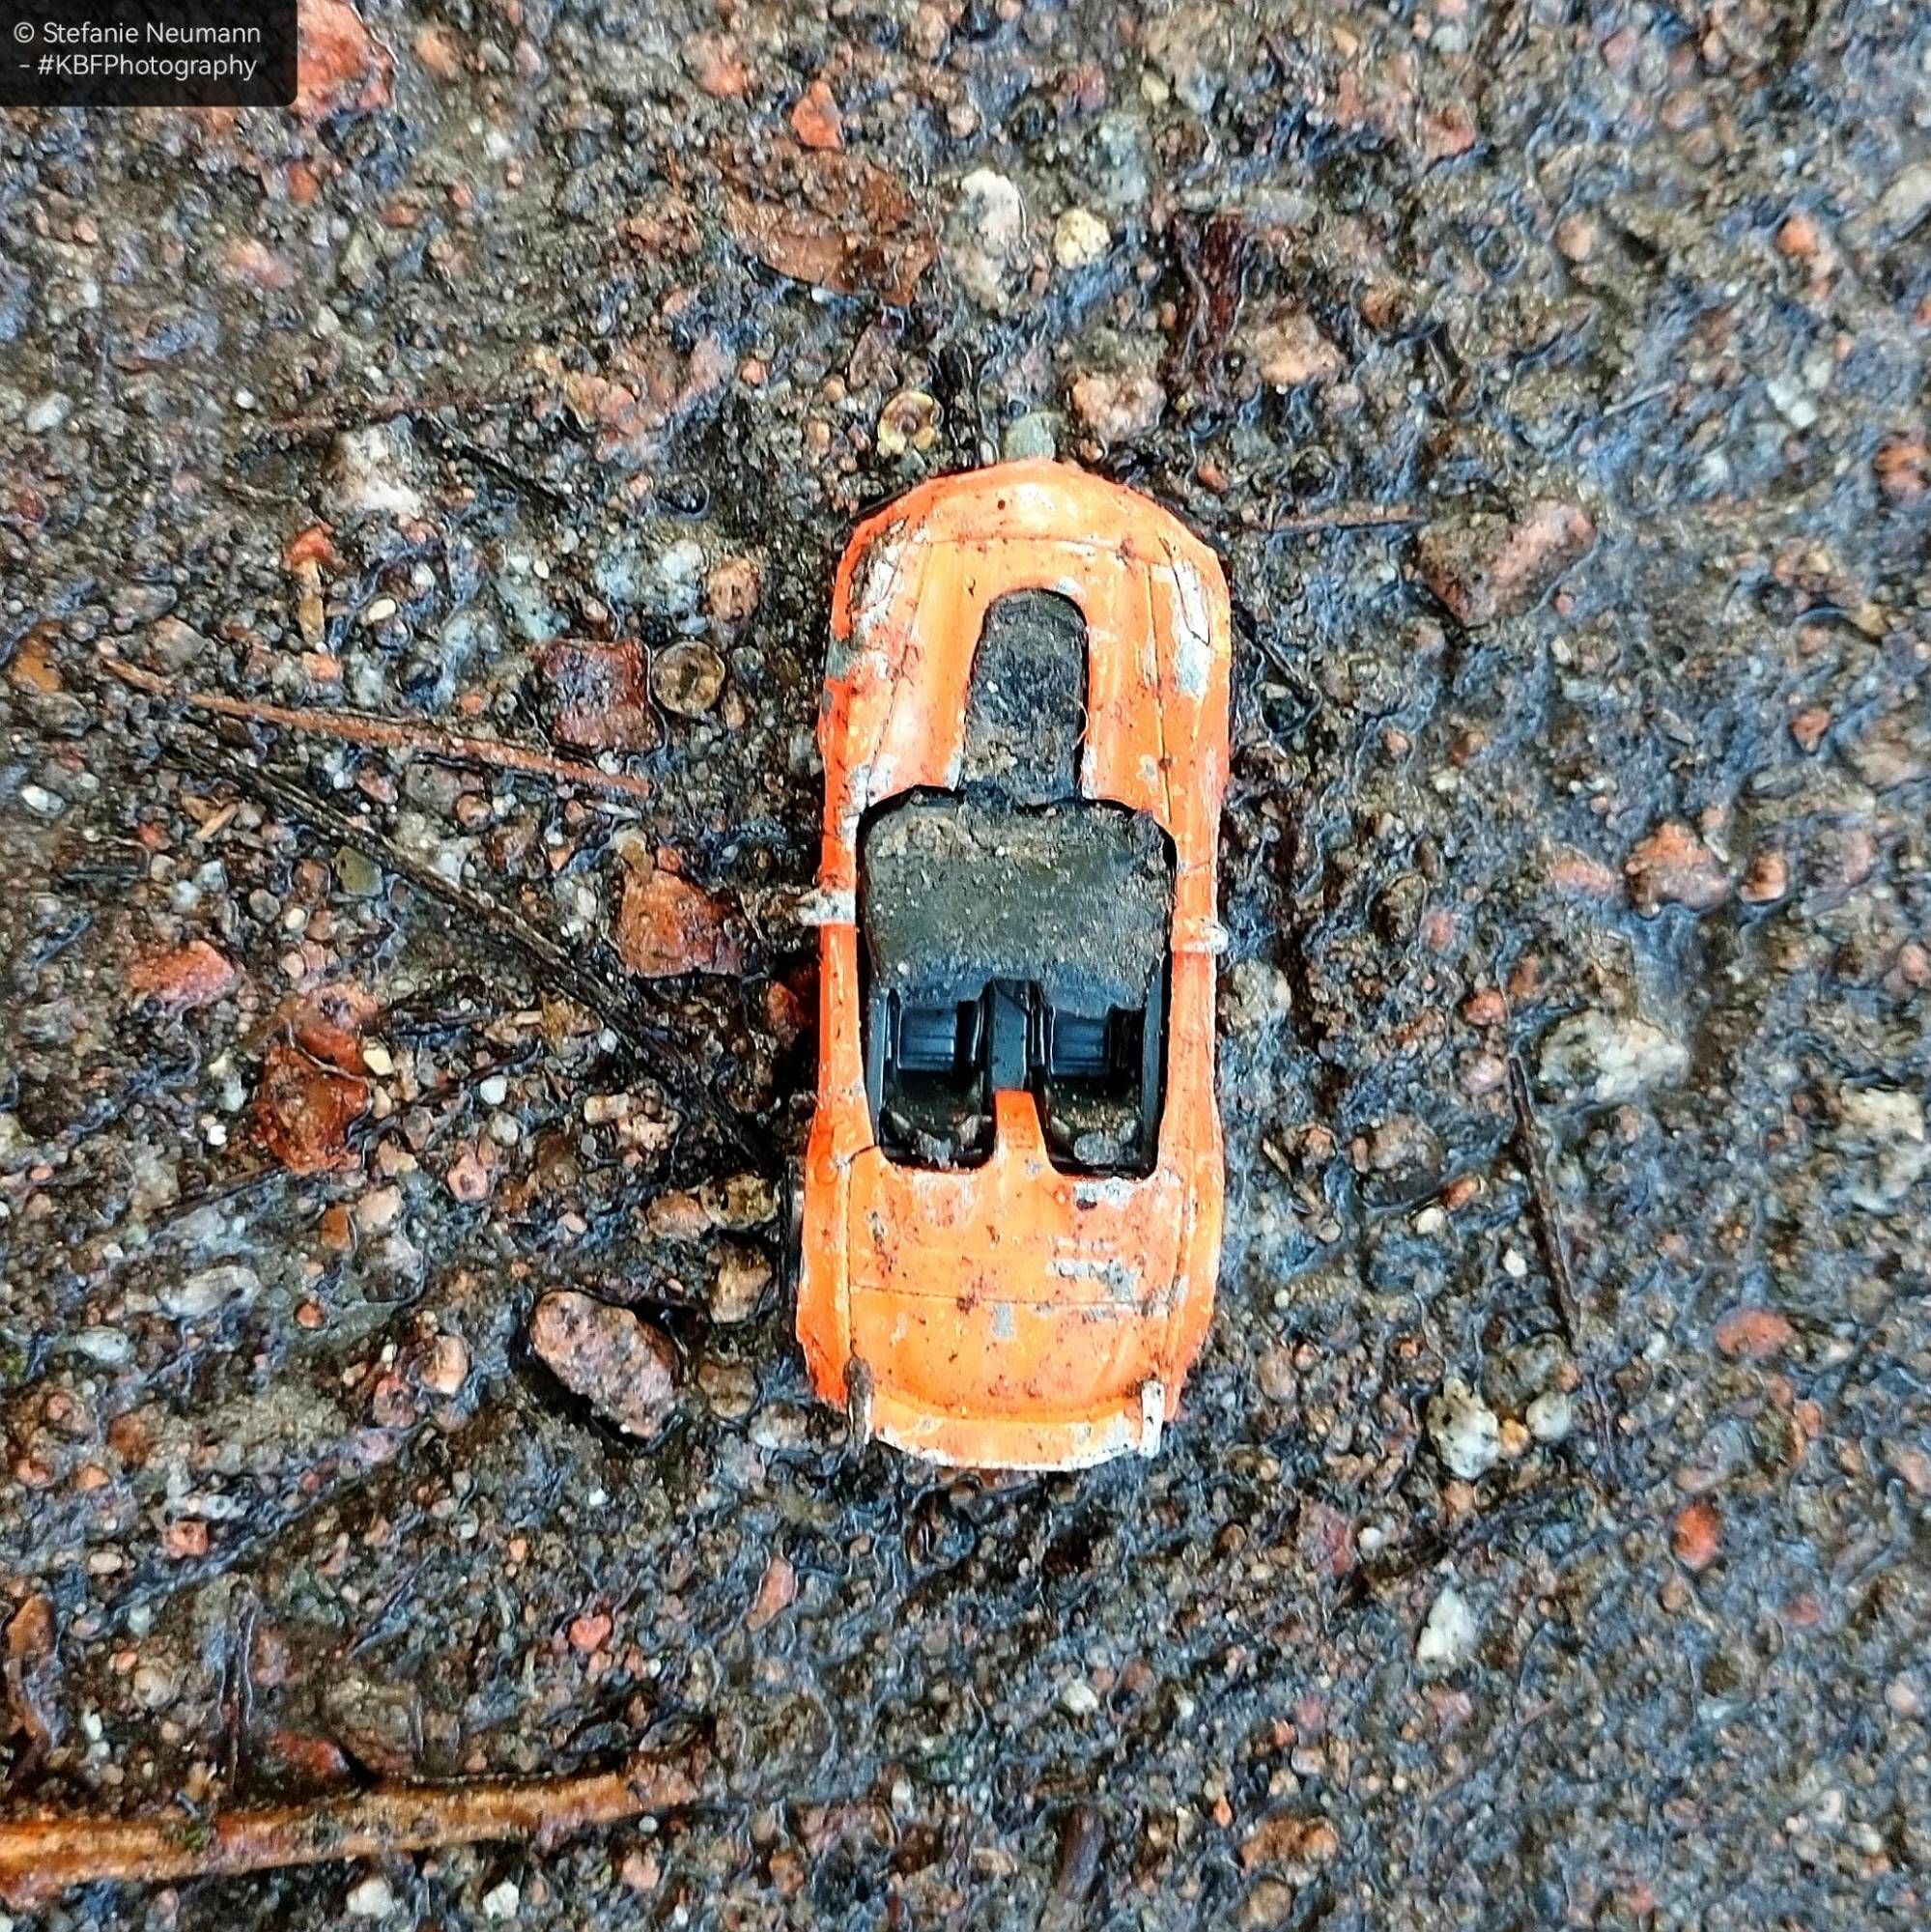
[857,588,1177,1176]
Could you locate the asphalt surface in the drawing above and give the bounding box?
[2,1,1929,1926]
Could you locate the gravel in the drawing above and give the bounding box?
[3,0,1928,1926]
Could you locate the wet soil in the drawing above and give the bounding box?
[3,1,1930,1926]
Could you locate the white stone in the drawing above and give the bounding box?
[1874,162,1931,240]
[327,424,426,523]
[1837,1087,1928,1210]
[1526,1390,1574,1443]
[1060,1678,1100,1717]
[25,392,72,434]
[345,1874,396,1918]
[1417,1583,1478,1668]
[71,1325,134,1368]
[481,1880,521,1919]
[1537,1010,1688,1103]
[951,170,1027,309]
[163,1262,259,1320]
[1053,208,1111,270]
[655,539,707,616]
[1426,1377,1501,1480]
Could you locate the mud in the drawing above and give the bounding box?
[3,1,1930,1927]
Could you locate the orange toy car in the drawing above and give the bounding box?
[795,460,1231,1470]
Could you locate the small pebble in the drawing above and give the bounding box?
[25,392,72,434]
[1053,207,1110,270]
[1426,1378,1501,1480]
[1525,1390,1574,1443]
[1061,1679,1100,1717]
[1417,1583,1479,1668]
[346,1874,396,1918]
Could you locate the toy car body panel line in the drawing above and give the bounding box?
[796,460,1232,1471]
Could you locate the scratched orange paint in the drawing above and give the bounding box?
[797,460,1232,1470]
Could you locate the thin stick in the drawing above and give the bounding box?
[1506,1054,1582,1347]
[168,738,756,1164]
[0,1755,697,1908]
[1264,501,1420,536]
[1604,382,1672,418]
[259,386,532,440]
[103,660,656,807]
[173,738,669,1060]
[1508,1053,1621,1484]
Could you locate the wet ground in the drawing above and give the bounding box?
[4,0,1930,1925]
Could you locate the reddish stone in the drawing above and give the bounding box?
[257,1039,369,1175]
[537,639,660,753]
[127,939,238,1012]
[220,239,296,291]
[1672,1496,1721,1572]
[1069,370,1165,441]
[1625,821,1730,915]
[1294,1500,1355,1581]
[1545,849,1621,898]
[1739,849,1789,905]
[256,986,376,1175]
[685,31,748,99]
[615,864,745,979]
[645,1188,713,1240]
[705,555,763,630]
[444,1143,494,1204]
[790,78,844,151]
[1419,100,1478,165]
[747,1553,797,1633]
[1789,704,1831,753]
[1240,1812,1341,1875]
[1462,988,1508,1027]
[568,1608,613,1653]
[529,1291,679,1439]
[1241,311,1344,388]
[368,1373,417,1430]
[412,22,465,80]
[295,0,393,127]
[283,522,338,570]
[1415,499,1595,628]
[1713,1307,1795,1360]
[1875,434,1928,504]
[1776,210,1820,260]
[263,1728,353,1787]
[288,982,377,1074]
[724,148,935,306]
[161,1518,210,1560]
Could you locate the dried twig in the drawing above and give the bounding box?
[104,659,656,807]
[168,738,756,1163]
[1506,1054,1582,1347]
[258,385,533,441]
[1264,501,1421,537]
[173,739,660,1051]
[417,422,575,509]
[0,1754,697,1907]
[1508,1053,1622,1484]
